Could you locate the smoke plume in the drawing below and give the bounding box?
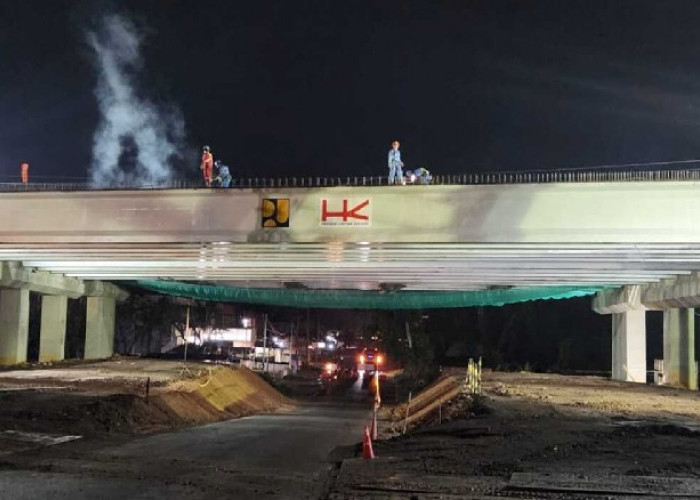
[86,14,186,187]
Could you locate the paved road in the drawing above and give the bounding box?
[0,400,372,500]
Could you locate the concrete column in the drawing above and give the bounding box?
[0,288,30,365]
[84,296,116,360]
[39,295,68,362]
[663,308,697,390]
[611,310,646,383]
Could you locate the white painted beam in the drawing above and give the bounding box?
[2,183,700,244]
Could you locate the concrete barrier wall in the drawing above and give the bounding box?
[1,181,700,244]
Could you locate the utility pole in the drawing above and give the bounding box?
[306,308,311,365]
[288,321,293,371]
[184,304,190,362]
[179,303,193,378]
[315,315,320,365]
[263,313,268,372]
[295,312,301,371]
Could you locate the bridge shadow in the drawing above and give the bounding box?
[448,183,533,243]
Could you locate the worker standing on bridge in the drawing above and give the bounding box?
[387,140,404,185]
[20,162,29,184]
[200,145,214,187]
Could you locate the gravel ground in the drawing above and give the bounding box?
[3,364,700,498]
[329,370,700,499]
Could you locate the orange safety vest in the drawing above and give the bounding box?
[20,162,29,183]
[201,152,213,170]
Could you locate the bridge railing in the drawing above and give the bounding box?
[2,165,700,192]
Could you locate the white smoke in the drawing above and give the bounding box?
[86,14,186,187]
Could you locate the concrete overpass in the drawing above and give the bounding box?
[0,180,699,388]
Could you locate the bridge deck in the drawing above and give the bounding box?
[0,182,699,290]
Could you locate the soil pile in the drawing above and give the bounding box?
[157,365,292,423]
[331,370,700,499]
[0,364,290,437]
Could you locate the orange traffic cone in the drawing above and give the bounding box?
[362,426,375,459]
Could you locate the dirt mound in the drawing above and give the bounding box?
[157,365,292,423]
[0,365,291,437]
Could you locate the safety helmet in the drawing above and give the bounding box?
[203,145,210,152]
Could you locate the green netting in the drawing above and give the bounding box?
[133,280,605,309]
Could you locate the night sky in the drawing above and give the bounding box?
[4,1,700,183]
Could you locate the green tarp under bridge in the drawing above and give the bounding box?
[133,280,606,309]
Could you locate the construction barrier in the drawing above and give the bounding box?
[463,357,482,395]
[370,402,378,440]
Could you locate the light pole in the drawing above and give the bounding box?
[371,354,383,440]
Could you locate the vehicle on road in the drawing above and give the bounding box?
[320,361,340,382]
[357,348,384,375]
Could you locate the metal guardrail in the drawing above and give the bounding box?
[2,165,700,192]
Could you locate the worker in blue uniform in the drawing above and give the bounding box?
[387,140,404,185]
[214,161,232,188]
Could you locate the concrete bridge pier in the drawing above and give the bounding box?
[611,310,647,383]
[0,288,30,365]
[595,284,699,389]
[663,308,697,390]
[593,286,648,384]
[38,294,68,362]
[84,282,128,360]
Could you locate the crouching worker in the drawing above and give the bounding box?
[405,167,431,185]
[413,166,432,185]
[214,161,232,188]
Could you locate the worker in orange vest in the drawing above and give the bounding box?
[200,145,214,187]
[20,162,29,184]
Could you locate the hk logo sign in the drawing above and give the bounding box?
[320,198,371,226]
